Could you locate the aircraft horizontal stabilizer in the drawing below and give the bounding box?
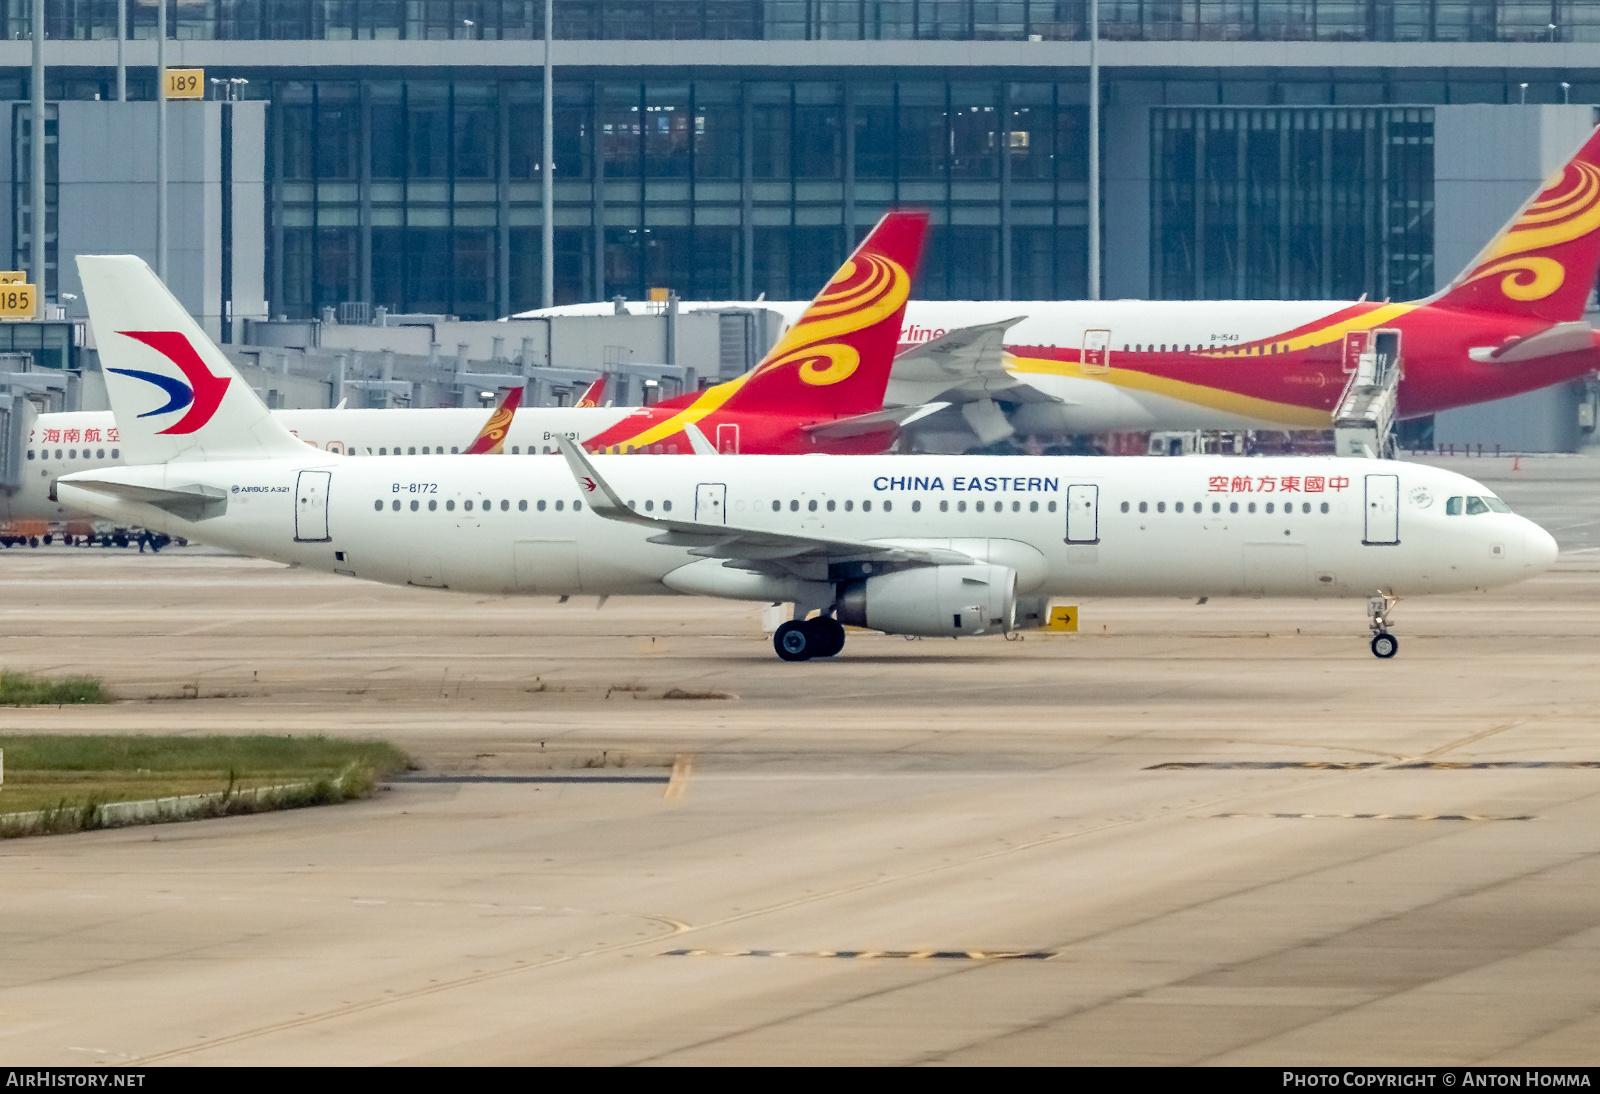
[553,437,971,580]
[885,318,1027,407]
[1468,321,1600,363]
[801,401,949,439]
[61,478,228,522]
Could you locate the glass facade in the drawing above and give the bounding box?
[267,77,1090,318]
[1151,107,1434,301]
[5,1,1599,42]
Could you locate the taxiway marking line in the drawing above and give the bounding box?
[664,754,694,801]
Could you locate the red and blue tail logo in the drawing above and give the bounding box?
[105,331,231,435]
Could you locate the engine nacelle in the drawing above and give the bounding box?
[836,564,1016,638]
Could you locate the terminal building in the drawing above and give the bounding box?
[1,2,1599,449]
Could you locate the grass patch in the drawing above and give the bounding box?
[0,671,110,706]
[0,734,409,835]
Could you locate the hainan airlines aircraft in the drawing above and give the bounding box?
[58,255,1558,661]
[3,212,932,531]
[523,126,1600,441]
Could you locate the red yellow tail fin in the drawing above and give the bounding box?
[717,209,928,417]
[464,386,522,455]
[1435,125,1600,322]
[575,374,607,408]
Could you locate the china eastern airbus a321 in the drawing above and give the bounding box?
[529,125,1600,441]
[59,254,1557,661]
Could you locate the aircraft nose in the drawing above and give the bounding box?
[1524,521,1559,572]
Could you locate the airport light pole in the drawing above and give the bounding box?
[542,0,555,310]
[157,0,168,282]
[1087,0,1100,302]
[116,0,126,101]
[30,0,45,297]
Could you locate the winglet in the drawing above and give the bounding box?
[553,436,649,525]
[683,422,718,456]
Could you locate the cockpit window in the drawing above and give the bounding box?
[1446,497,1463,515]
[1465,496,1491,516]
[1484,497,1511,513]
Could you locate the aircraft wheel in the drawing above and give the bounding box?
[774,620,816,662]
[1370,632,1399,659]
[28,536,39,548]
[808,617,846,658]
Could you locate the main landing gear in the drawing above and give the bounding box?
[774,615,846,662]
[1368,593,1399,659]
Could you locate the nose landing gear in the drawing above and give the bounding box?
[773,615,846,662]
[1368,592,1399,659]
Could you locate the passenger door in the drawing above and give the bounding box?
[1082,329,1111,374]
[1065,484,1099,545]
[1363,473,1399,545]
[294,470,331,542]
[695,482,727,523]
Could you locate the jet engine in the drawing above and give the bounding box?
[836,563,1016,638]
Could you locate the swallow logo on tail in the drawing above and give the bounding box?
[105,331,231,435]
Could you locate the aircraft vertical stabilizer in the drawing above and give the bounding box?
[1435,125,1600,322]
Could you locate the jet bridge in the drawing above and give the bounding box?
[1333,330,1402,459]
[0,357,72,497]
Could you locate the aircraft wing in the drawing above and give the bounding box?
[884,318,1038,407]
[58,477,228,522]
[554,437,972,580]
[800,401,949,439]
[1468,321,1600,363]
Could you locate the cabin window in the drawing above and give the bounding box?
[1137,501,1147,513]
[464,500,474,511]
[574,501,582,511]
[846,499,854,511]
[96,448,105,459]
[373,500,382,511]
[772,500,781,512]
[391,500,401,511]
[645,500,654,511]
[1030,501,1038,513]
[808,500,818,512]
[429,500,438,511]
[1301,502,1310,514]
[957,500,967,513]
[111,449,119,459]
[1047,501,1057,512]
[498,500,508,511]
[1175,502,1184,513]
[409,500,419,511]
[912,500,922,512]
[884,500,893,513]
[1229,502,1239,513]
[537,500,546,511]
[938,500,947,512]
[1156,501,1165,513]
[555,500,564,511]
[1265,502,1274,514]
[379,447,386,455]
[518,500,527,511]
[446,500,456,511]
[451,447,459,454]
[510,446,518,454]
[1247,502,1257,513]
[54,449,62,459]
[1320,502,1329,513]
[25,450,32,460]
[863,500,872,512]
[976,501,985,513]
[826,500,836,512]
[790,500,799,512]
[1184,344,1190,351]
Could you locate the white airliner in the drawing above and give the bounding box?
[57,255,1558,661]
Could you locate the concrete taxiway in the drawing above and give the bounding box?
[2,455,1600,1065]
